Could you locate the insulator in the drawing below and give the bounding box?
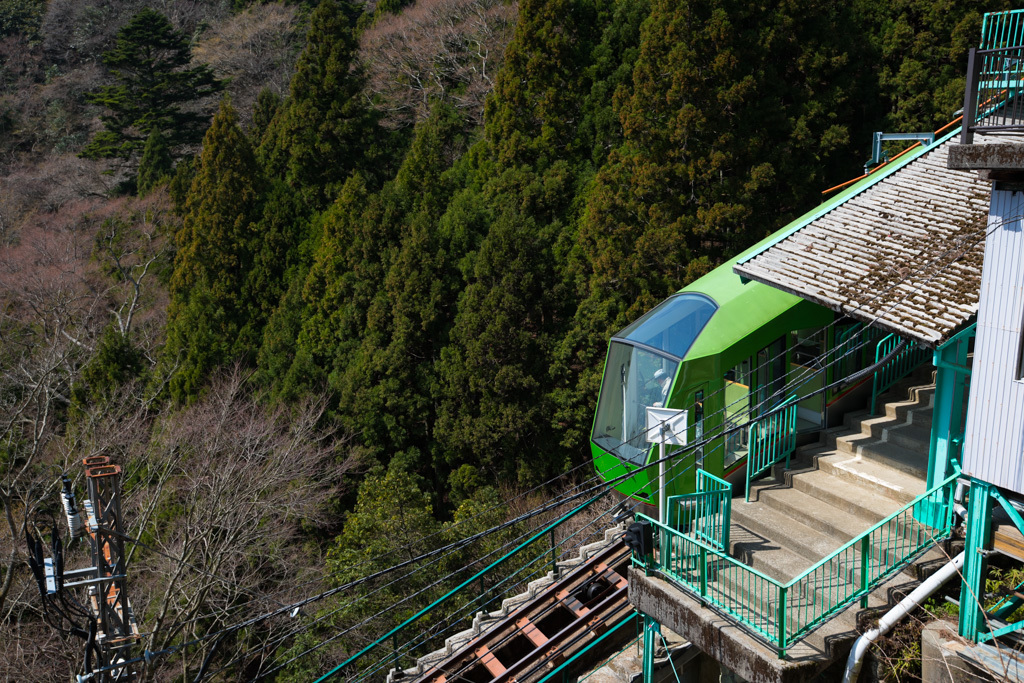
[82,499,97,534]
[61,476,84,539]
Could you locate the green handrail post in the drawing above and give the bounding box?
[699,546,707,600]
[860,535,870,608]
[642,614,659,683]
[722,494,731,553]
[746,396,798,502]
[778,585,788,659]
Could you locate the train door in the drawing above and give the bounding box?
[788,328,826,431]
[754,336,786,414]
[723,359,751,470]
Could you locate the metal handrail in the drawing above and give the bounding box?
[635,469,959,658]
[962,44,1024,143]
[315,492,610,680]
[869,333,930,414]
[668,470,731,551]
[745,395,798,502]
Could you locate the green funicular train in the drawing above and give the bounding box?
[591,235,885,515]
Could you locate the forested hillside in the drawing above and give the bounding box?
[0,0,1005,679]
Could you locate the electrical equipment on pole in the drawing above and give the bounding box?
[27,456,140,682]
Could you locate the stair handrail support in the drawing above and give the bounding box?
[870,333,930,415]
[745,395,799,502]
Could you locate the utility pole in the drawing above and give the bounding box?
[81,455,140,679]
[27,456,140,682]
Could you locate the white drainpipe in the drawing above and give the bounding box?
[842,551,965,683]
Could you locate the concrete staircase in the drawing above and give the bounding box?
[632,366,961,683]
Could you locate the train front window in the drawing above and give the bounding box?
[616,293,717,358]
[592,342,679,464]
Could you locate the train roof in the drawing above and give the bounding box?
[676,250,805,362]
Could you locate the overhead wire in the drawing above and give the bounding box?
[320,203,1017,681]
[86,181,1015,682]
[171,185,1005,672]
[196,473,609,680]
[162,310,936,682]
[198,321,925,678]
[121,456,601,645]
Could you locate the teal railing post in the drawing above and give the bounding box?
[746,397,797,502]
[777,585,788,658]
[960,480,993,641]
[642,614,660,683]
[722,494,731,553]
[927,324,974,492]
[699,545,707,600]
[859,535,871,608]
[745,420,758,503]
[870,334,895,414]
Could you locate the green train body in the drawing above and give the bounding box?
[590,236,879,510]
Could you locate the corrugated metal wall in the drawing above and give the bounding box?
[962,187,1024,493]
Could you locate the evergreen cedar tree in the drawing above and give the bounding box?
[258,0,380,208]
[80,7,223,162]
[137,129,173,196]
[149,0,1005,503]
[164,99,266,402]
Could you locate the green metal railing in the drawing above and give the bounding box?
[745,396,798,502]
[981,9,1024,51]
[870,333,930,414]
[669,470,731,552]
[636,470,959,657]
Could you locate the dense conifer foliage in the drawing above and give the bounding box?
[0,0,1006,678]
[80,8,224,162]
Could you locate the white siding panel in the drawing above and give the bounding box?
[962,188,1024,494]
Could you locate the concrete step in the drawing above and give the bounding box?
[730,504,841,576]
[785,467,904,525]
[806,445,926,505]
[841,409,933,452]
[748,483,893,546]
[831,429,928,479]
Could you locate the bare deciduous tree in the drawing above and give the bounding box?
[192,3,303,130]
[121,370,355,681]
[360,0,517,129]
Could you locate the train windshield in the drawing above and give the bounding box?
[592,294,716,464]
[616,293,717,358]
[593,343,680,464]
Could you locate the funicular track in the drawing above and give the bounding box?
[404,539,634,683]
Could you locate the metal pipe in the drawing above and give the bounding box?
[842,551,965,683]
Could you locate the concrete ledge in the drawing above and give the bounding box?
[918,620,1024,683]
[628,568,843,683]
[947,143,1024,173]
